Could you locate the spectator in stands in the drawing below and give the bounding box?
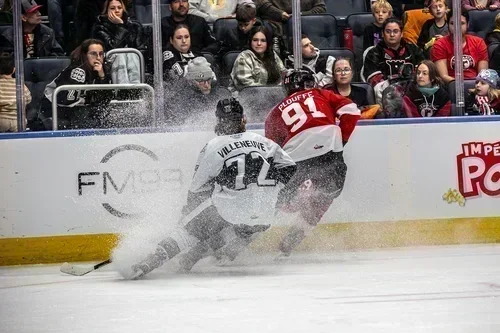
[486,12,500,45]
[74,0,106,45]
[255,0,325,52]
[417,0,449,58]
[325,58,369,108]
[466,68,500,115]
[162,0,220,54]
[163,24,201,82]
[188,0,250,23]
[41,39,113,130]
[0,0,64,57]
[462,0,499,12]
[363,0,393,51]
[229,26,285,92]
[92,0,146,84]
[165,56,230,124]
[431,11,488,84]
[0,0,12,24]
[363,18,425,103]
[0,53,32,132]
[285,34,335,87]
[382,60,451,117]
[220,3,263,54]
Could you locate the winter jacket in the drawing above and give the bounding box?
[161,14,220,54]
[0,24,64,57]
[465,91,500,115]
[40,61,113,129]
[255,0,326,22]
[363,40,425,87]
[91,14,146,52]
[43,62,113,109]
[285,48,334,87]
[381,80,451,118]
[229,49,285,91]
[162,45,202,82]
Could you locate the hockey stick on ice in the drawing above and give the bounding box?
[60,258,112,276]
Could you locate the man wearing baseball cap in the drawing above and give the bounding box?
[0,0,64,57]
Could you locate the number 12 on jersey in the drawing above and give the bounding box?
[282,97,326,133]
[223,152,277,190]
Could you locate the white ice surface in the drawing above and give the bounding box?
[1,244,500,333]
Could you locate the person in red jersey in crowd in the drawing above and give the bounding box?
[265,69,361,257]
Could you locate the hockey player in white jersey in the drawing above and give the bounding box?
[129,98,296,279]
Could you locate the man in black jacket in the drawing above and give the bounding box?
[161,0,220,54]
[0,0,64,57]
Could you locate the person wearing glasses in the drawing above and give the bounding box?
[165,56,231,125]
[40,39,113,130]
[363,18,425,104]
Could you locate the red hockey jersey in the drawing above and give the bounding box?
[265,88,360,162]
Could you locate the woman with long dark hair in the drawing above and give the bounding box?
[229,26,285,92]
[41,38,113,129]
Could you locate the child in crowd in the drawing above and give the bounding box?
[221,3,263,53]
[363,0,393,50]
[417,0,449,58]
[467,69,500,115]
[0,53,31,132]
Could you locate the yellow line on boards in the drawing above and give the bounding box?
[1,217,499,266]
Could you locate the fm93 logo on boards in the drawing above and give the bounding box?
[77,144,183,219]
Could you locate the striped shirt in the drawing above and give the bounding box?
[0,76,32,120]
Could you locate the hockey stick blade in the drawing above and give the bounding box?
[60,259,112,276]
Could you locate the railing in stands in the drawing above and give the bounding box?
[106,48,146,83]
[51,83,155,131]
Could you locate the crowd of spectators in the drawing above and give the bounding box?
[0,0,500,132]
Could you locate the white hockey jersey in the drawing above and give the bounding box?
[187,131,296,225]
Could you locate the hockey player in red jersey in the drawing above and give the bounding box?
[265,69,361,256]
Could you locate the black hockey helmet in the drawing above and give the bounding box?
[283,68,317,96]
[215,98,244,122]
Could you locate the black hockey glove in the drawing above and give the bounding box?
[233,224,271,238]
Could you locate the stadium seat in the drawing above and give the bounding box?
[351,82,376,105]
[222,51,241,76]
[346,13,374,78]
[135,0,171,24]
[213,18,238,42]
[447,79,476,116]
[23,57,71,125]
[238,86,285,123]
[324,0,367,25]
[488,42,500,60]
[319,48,355,62]
[467,9,500,40]
[286,14,339,49]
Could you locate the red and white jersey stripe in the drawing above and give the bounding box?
[265,88,360,161]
